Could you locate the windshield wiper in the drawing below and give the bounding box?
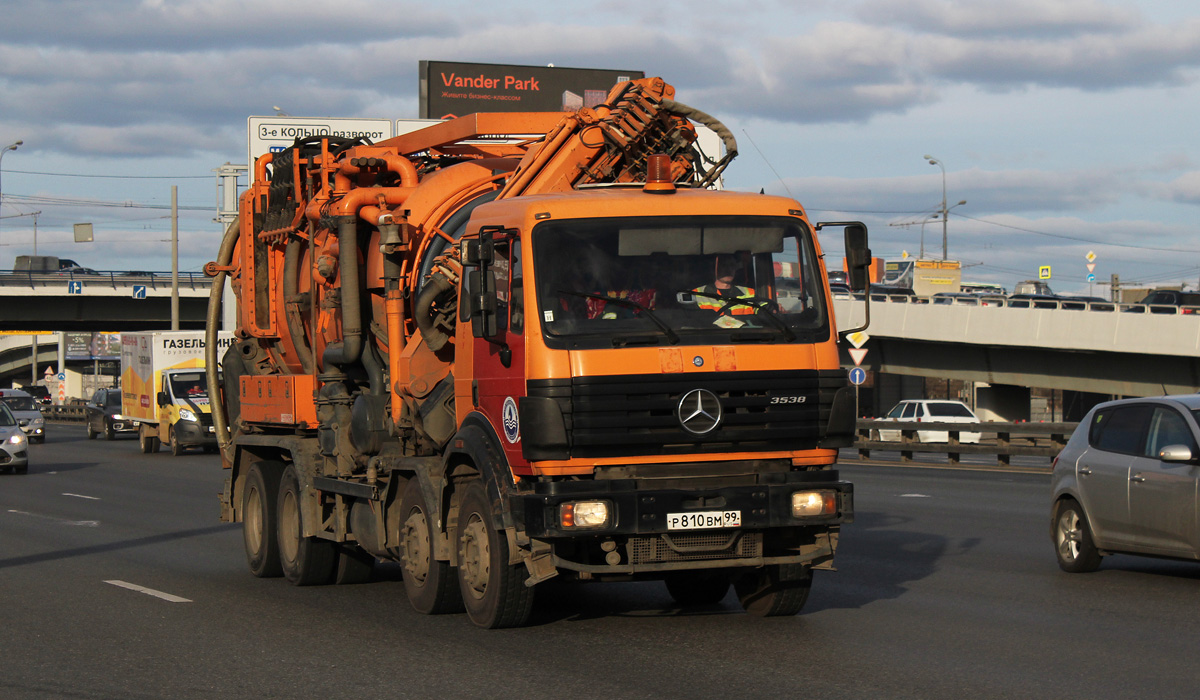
[557,290,680,345]
[688,291,796,341]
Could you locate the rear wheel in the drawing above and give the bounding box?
[664,571,733,607]
[735,564,812,617]
[277,464,335,585]
[1054,500,1102,573]
[86,423,98,440]
[104,425,115,441]
[139,427,159,454]
[456,481,534,628]
[242,461,284,578]
[399,479,462,614]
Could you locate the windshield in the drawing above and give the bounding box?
[533,215,828,349]
[168,373,208,399]
[105,392,122,408]
[0,396,38,412]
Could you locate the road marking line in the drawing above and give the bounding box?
[7,509,100,526]
[63,492,100,500]
[898,493,932,498]
[104,580,192,603]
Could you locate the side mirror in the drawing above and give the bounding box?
[1158,444,1195,462]
[843,223,871,293]
[464,228,500,339]
[156,391,169,407]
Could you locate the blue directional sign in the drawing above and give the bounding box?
[67,281,83,295]
[849,367,867,385]
[1086,274,1096,283]
[133,285,147,299]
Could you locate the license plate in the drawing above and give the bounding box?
[666,510,742,530]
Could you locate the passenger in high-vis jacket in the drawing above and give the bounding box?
[693,255,757,316]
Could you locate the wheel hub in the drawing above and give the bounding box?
[401,509,431,584]
[459,514,490,600]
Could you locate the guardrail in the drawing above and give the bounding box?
[0,270,212,290]
[853,419,1077,468]
[45,405,86,422]
[836,292,1199,315]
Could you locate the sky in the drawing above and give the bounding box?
[2,0,1199,297]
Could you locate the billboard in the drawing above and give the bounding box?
[420,61,645,119]
[65,332,121,361]
[246,117,394,169]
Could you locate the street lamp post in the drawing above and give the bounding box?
[0,140,23,241]
[923,155,949,259]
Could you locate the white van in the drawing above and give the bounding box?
[877,400,982,444]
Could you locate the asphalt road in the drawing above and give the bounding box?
[4,424,1200,699]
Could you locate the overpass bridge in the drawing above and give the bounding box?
[834,296,1200,419]
[0,270,213,332]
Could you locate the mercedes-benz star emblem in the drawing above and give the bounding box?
[677,388,722,435]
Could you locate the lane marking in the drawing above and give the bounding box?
[63,492,100,501]
[898,493,932,498]
[104,580,192,603]
[7,509,100,527]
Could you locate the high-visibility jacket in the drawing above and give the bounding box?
[693,284,757,315]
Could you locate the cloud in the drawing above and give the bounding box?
[855,0,1138,38]
[1159,171,1200,204]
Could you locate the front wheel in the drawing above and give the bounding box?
[169,426,184,456]
[1054,500,1102,573]
[456,481,534,628]
[735,564,812,617]
[276,464,335,585]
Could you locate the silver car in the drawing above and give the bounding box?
[1051,395,1200,572]
[0,402,29,474]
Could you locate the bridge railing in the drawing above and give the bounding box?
[849,293,1200,315]
[853,419,1078,469]
[0,270,212,290]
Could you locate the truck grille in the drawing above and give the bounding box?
[627,531,762,564]
[528,370,845,459]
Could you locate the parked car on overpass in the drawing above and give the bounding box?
[1052,394,1200,572]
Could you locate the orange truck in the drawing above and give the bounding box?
[206,77,872,627]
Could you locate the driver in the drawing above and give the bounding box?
[693,255,756,316]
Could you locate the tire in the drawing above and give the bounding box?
[735,564,813,617]
[664,571,733,607]
[1054,500,1102,573]
[332,544,375,585]
[399,479,463,614]
[105,425,115,441]
[276,464,335,586]
[15,465,27,475]
[169,426,184,456]
[86,423,98,440]
[456,481,534,628]
[242,461,284,578]
[31,436,43,444]
[139,428,159,454]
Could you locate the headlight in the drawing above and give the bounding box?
[179,409,198,422]
[8,432,26,445]
[30,417,44,426]
[559,500,611,529]
[111,414,125,421]
[792,490,837,518]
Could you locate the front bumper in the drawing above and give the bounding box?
[105,416,140,434]
[174,420,218,447]
[515,470,853,575]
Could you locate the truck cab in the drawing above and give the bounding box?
[155,369,219,455]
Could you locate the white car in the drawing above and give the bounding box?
[877,400,982,444]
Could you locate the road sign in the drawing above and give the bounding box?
[68,281,83,294]
[1086,251,1096,263]
[849,367,867,385]
[1086,263,1095,273]
[1038,265,1052,280]
[1087,273,1096,282]
[132,285,147,299]
[849,348,868,366]
[56,372,65,381]
[846,331,870,349]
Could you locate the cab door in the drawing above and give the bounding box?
[470,233,528,472]
[1127,406,1200,556]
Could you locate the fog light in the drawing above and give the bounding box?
[792,490,836,518]
[560,500,611,529]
